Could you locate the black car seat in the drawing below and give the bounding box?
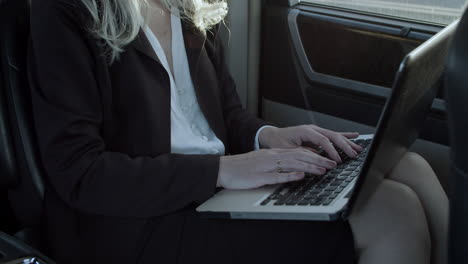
[445,6,468,264]
[0,0,47,247]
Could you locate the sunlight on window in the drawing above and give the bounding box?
[301,0,468,24]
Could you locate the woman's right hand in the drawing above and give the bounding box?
[217,148,337,190]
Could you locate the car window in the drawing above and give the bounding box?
[301,0,468,24]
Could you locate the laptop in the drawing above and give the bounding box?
[197,21,457,221]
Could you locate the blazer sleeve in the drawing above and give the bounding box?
[207,29,272,155]
[29,0,219,218]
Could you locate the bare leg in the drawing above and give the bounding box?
[350,178,431,264]
[387,152,448,264]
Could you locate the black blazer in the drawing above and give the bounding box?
[28,0,268,262]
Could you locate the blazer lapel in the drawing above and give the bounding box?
[132,29,162,65]
[130,23,227,144]
[182,22,227,143]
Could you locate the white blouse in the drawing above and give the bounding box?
[142,11,268,155]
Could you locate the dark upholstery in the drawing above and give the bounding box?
[0,0,46,233]
[0,1,19,191]
[445,7,468,264]
[0,231,56,263]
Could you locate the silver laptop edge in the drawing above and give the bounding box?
[197,135,373,221]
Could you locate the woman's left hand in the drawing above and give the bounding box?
[258,125,363,163]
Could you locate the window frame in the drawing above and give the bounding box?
[298,0,466,26]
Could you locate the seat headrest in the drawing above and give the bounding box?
[446,7,468,173]
[0,0,20,190]
[446,8,468,262]
[0,0,46,227]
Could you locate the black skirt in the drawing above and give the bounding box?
[137,209,356,264]
[44,194,355,264]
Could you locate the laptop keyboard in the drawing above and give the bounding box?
[260,139,372,207]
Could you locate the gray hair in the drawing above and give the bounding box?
[80,0,228,63]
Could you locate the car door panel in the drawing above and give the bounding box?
[261,1,447,142]
[260,1,450,189]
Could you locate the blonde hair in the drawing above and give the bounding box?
[80,0,228,63]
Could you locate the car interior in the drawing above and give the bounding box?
[0,0,467,263]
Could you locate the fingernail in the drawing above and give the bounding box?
[353,150,358,157]
[336,155,342,163]
[295,172,305,178]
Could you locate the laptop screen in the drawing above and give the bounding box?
[344,21,458,218]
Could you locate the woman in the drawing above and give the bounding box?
[28,0,447,263]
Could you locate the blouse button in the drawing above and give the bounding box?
[177,89,184,95]
[182,106,188,112]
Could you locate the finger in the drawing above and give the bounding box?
[311,126,359,141]
[344,137,363,152]
[278,159,328,174]
[259,172,305,186]
[303,129,341,162]
[310,127,358,158]
[313,125,359,140]
[298,146,321,154]
[316,136,342,163]
[340,132,360,139]
[282,148,337,169]
[327,136,358,158]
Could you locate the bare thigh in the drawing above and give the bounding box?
[387,152,448,264]
[350,178,431,264]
